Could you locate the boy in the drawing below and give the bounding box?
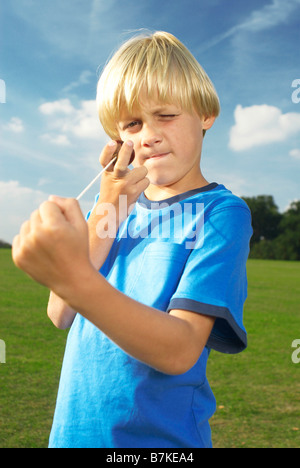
[12,31,252,448]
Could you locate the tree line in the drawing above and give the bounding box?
[0,240,12,249]
[242,196,300,261]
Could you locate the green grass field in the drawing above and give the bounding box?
[0,249,299,448]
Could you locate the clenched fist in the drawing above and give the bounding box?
[12,197,94,300]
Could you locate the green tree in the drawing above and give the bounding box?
[242,195,282,247]
[274,201,300,260]
[0,240,12,249]
[243,197,300,261]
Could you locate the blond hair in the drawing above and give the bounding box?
[96,31,220,139]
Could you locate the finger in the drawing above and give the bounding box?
[12,234,24,269]
[114,140,134,177]
[13,222,30,269]
[30,209,42,229]
[127,165,148,184]
[116,141,135,166]
[20,219,31,238]
[99,140,120,170]
[135,176,150,195]
[43,198,85,228]
[55,198,84,227]
[12,234,20,263]
[40,199,63,224]
[48,194,70,210]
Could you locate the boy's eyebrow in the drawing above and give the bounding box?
[118,104,180,122]
[151,105,180,114]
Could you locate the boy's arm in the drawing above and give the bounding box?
[47,141,149,329]
[71,268,215,374]
[46,213,119,330]
[12,198,215,375]
[47,208,126,330]
[47,207,122,329]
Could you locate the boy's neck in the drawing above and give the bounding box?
[144,172,210,201]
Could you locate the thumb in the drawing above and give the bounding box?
[48,196,84,226]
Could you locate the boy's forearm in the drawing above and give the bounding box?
[47,292,76,329]
[62,265,211,375]
[47,204,120,329]
[87,206,119,270]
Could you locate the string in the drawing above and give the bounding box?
[76,156,117,201]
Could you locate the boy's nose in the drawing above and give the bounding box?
[141,124,162,147]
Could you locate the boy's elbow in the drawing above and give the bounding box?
[173,357,199,375]
[160,350,201,376]
[47,300,75,330]
[47,306,67,329]
[48,315,73,330]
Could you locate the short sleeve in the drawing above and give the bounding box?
[85,193,100,221]
[167,203,252,354]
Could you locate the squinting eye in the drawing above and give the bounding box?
[160,114,177,118]
[127,121,140,128]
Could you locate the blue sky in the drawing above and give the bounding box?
[0,0,299,243]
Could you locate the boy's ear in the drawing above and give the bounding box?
[202,115,216,131]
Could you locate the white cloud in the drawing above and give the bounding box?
[62,70,94,93]
[243,0,300,33]
[70,100,102,140]
[41,133,72,147]
[39,99,74,115]
[0,180,94,244]
[290,149,300,160]
[229,105,300,151]
[37,98,109,172]
[3,117,24,133]
[199,0,300,52]
[39,98,106,141]
[37,178,51,187]
[1,138,73,169]
[0,180,48,243]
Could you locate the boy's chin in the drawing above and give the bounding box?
[147,171,176,187]
[148,177,173,188]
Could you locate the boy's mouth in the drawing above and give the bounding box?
[147,152,169,160]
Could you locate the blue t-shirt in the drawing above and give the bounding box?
[49,183,252,448]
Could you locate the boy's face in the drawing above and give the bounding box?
[117,95,215,192]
